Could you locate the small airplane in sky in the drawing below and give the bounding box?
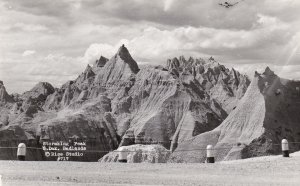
[219,0,244,8]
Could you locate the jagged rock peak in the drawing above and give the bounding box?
[61,80,74,89]
[94,56,108,68]
[84,64,92,71]
[166,55,220,71]
[262,66,275,76]
[166,57,180,69]
[178,56,186,62]
[208,56,215,61]
[188,57,195,63]
[207,56,220,66]
[115,44,140,74]
[0,80,12,103]
[22,82,55,101]
[84,64,95,79]
[84,64,92,73]
[230,68,239,76]
[254,71,260,77]
[31,82,54,93]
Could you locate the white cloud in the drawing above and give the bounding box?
[70,0,82,10]
[81,13,293,64]
[0,52,87,93]
[83,43,117,64]
[231,63,300,81]
[22,50,36,57]
[12,23,48,32]
[1,0,300,93]
[29,53,85,76]
[163,0,174,11]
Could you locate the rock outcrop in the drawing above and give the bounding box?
[0,82,14,128]
[99,144,171,163]
[22,82,55,101]
[0,81,13,103]
[170,67,300,162]
[94,56,109,68]
[166,56,249,113]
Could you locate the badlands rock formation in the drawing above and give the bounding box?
[0,81,13,103]
[99,144,171,163]
[170,67,300,162]
[94,56,109,68]
[0,45,250,161]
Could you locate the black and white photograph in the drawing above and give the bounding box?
[0,0,300,185]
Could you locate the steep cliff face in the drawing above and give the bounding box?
[0,82,14,128]
[0,45,250,161]
[117,65,228,150]
[93,45,140,96]
[170,67,300,162]
[242,68,300,158]
[166,56,249,113]
[0,81,13,104]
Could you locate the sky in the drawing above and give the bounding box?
[0,0,300,93]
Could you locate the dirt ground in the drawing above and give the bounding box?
[0,152,300,186]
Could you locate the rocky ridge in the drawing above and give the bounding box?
[0,45,250,161]
[170,67,300,162]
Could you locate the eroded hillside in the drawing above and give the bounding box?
[0,45,249,161]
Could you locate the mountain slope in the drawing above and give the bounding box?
[170,68,300,162]
[0,45,249,161]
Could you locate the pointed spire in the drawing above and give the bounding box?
[95,56,108,68]
[117,44,129,55]
[179,56,186,62]
[115,44,140,74]
[84,64,95,79]
[0,81,13,103]
[263,66,275,76]
[254,71,260,77]
[188,57,195,63]
[85,64,92,71]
